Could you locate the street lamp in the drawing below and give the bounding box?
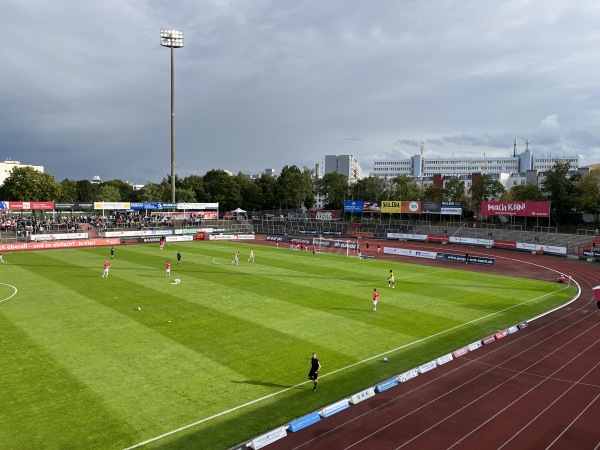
[160,28,184,203]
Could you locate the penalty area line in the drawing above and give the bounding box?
[0,283,18,304]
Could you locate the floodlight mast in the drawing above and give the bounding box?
[160,29,184,203]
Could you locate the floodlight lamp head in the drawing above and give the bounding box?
[160,28,184,48]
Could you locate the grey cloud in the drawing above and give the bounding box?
[1,1,600,185]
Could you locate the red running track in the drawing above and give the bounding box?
[265,243,600,450]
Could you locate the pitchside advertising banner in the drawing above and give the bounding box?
[421,201,441,213]
[55,202,94,210]
[380,201,424,214]
[441,202,463,215]
[381,201,462,215]
[129,202,178,210]
[381,201,401,213]
[3,201,219,211]
[481,201,550,217]
[344,200,364,212]
[339,200,464,215]
[310,210,340,220]
[0,201,55,210]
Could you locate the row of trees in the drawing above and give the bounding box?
[1,162,598,224]
[316,162,600,224]
[0,165,315,214]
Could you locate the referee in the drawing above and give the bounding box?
[308,352,321,392]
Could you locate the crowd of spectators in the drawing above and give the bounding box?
[1,215,83,235]
[0,211,213,237]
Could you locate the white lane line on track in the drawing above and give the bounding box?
[125,249,583,449]
[344,320,600,449]
[289,310,598,450]
[543,393,600,450]
[124,288,562,450]
[496,364,600,449]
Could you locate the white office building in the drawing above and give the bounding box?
[373,148,580,183]
[0,160,45,186]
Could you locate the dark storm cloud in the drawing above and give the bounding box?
[1,1,600,184]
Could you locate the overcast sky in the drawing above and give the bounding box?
[2,1,600,184]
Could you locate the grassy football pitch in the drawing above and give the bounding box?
[0,241,576,449]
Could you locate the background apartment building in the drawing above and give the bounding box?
[0,160,45,186]
[324,155,363,183]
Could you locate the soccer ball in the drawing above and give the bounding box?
[137,306,141,311]
[383,357,388,362]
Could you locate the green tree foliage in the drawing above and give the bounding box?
[350,175,388,201]
[503,184,544,201]
[175,187,196,203]
[442,178,472,214]
[156,176,177,202]
[138,183,168,202]
[99,185,122,202]
[0,167,58,201]
[541,161,580,224]
[470,175,506,209]
[56,179,78,202]
[277,165,313,209]
[232,173,263,212]
[576,169,600,216]
[422,184,444,201]
[389,175,420,200]
[203,170,241,212]
[101,180,133,201]
[256,174,278,210]
[443,178,466,202]
[302,168,317,210]
[76,180,99,202]
[180,175,206,202]
[315,172,349,210]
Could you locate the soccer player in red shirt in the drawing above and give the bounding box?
[165,261,171,277]
[372,288,379,312]
[102,260,111,278]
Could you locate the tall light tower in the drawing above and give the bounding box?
[160,28,184,203]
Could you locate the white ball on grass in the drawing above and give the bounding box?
[384,357,388,362]
[137,306,141,311]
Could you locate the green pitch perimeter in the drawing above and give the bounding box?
[0,241,575,449]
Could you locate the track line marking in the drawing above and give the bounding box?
[497,362,600,449]
[543,393,600,450]
[281,248,596,449]
[124,288,565,449]
[288,305,597,450]
[343,318,600,449]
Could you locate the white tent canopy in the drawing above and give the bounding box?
[232,208,246,213]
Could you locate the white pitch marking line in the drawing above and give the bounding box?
[124,288,563,449]
[346,318,600,449]
[292,311,598,450]
[0,283,18,304]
